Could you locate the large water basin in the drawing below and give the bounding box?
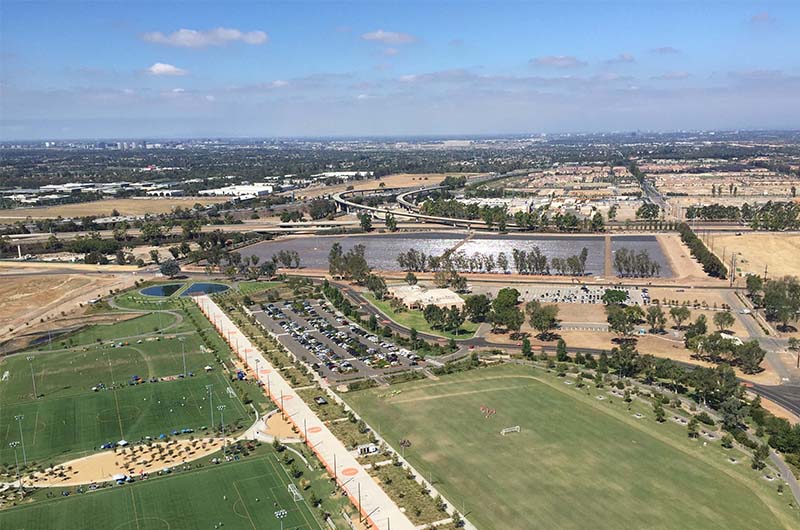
[240,232,673,277]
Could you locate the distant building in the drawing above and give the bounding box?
[198,183,273,199]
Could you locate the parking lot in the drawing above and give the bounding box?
[518,285,650,306]
[251,298,422,382]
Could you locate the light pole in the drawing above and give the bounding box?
[26,356,37,399]
[9,441,21,492]
[179,337,186,376]
[15,415,27,465]
[274,509,287,530]
[206,384,214,428]
[217,404,226,456]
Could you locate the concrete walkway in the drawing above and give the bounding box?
[195,295,416,530]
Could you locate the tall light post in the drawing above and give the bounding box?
[206,384,214,428]
[179,337,186,376]
[14,415,27,465]
[9,441,21,492]
[217,404,226,456]
[26,356,37,399]
[274,509,287,530]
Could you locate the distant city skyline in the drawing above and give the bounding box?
[2,1,799,140]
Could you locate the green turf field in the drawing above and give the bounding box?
[0,449,326,530]
[0,301,252,466]
[345,364,798,530]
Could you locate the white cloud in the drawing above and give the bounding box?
[531,55,587,68]
[361,29,416,45]
[750,12,773,24]
[652,71,690,80]
[142,27,268,48]
[605,53,635,64]
[146,62,188,76]
[650,46,680,55]
[270,80,289,88]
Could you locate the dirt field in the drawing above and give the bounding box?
[29,438,226,487]
[656,234,710,280]
[0,197,229,221]
[0,272,139,343]
[295,172,476,199]
[709,232,800,278]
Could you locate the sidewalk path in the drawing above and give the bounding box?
[195,295,416,530]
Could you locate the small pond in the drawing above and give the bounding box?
[181,283,230,296]
[140,283,184,297]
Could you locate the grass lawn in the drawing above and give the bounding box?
[238,281,282,295]
[363,293,477,340]
[1,447,327,530]
[345,364,798,530]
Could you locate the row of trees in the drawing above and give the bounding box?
[676,223,728,278]
[396,247,591,276]
[613,248,662,278]
[682,201,800,230]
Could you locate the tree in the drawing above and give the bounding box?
[556,338,568,361]
[159,259,181,278]
[328,242,344,277]
[590,211,605,232]
[149,249,160,264]
[358,212,373,232]
[445,306,465,334]
[528,302,560,340]
[653,400,666,422]
[751,443,769,470]
[308,198,337,220]
[687,416,699,438]
[602,289,628,306]
[365,274,387,300]
[763,276,800,331]
[384,213,398,232]
[713,311,735,333]
[745,274,764,306]
[645,305,666,333]
[405,272,418,285]
[734,340,766,374]
[521,337,532,358]
[606,305,640,340]
[719,396,747,431]
[464,294,491,322]
[669,306,691,330]
[423,304,445,330]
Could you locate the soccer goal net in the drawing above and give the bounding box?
[500,425,521,435]
[288,483,303,501]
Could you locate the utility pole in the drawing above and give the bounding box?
[179,337,186,376]
[15,415,27,465]
[26,356,37,399]
[9,442,21,492]
[206,384,214,428]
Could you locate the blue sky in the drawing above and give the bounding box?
[1,1,798,139]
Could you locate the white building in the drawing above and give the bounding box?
[387,284,464,310]
[198,183,274,199]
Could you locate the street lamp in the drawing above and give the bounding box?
[179,337,186,376]
[274,509,288,530]
[9,441,22,492]
[217,404,226,456]
[26,356,37,399]
[14,415,26,465]
[206,384,214,428]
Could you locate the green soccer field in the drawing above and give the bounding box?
[345,364,799,530]
[0,302,252,466]
[0,449,326,530]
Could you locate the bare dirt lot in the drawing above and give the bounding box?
[0,197,229,221]
[656,234,709,280]
[0,272,138,344]
[710,232,800,278]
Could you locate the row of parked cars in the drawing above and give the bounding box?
[261,299,422,379]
